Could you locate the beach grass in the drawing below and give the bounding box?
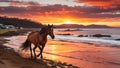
[0,29,17,34]
[0,29,9,34]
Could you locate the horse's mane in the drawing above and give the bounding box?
[39,26,47,34]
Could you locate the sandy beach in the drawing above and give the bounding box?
[0,30,79,68]
[0,37,51,68]
[0,29,120,68]
[2,34,120,68]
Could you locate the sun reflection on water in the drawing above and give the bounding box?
[51,45,56,53]
[51,44,57,60]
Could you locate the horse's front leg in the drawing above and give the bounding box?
[37,44,45,59]
[40,44,45,59]
[37,46,42,58]
[33,46,37,59]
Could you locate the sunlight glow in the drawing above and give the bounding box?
[65,21,72,24]
[51,44,57,59]
[51,45,56,53]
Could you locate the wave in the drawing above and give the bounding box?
[55,35,120,47]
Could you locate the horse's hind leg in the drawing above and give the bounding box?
[33,46,37,59]
[30,45,33,59]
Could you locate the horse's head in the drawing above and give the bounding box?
[47,24,55,39]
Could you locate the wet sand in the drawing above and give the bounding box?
[44,40,120,68]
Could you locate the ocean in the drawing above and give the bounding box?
[55,28,120,46]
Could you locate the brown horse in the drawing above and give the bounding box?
[21,24,55,59]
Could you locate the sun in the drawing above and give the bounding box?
[65,21,72,24]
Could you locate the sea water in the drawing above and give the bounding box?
[55,28,120,46]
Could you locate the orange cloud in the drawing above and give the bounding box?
[0,4,120,26]
[76,0,120,9]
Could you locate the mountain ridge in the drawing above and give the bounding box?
[0,16,118,28]
[0,16,43,28]
[54,24,113,28]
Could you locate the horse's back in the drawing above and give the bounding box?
[27,31,47,45]
[28,31,39,37]
[29,31,39,35]
[27,31,41,43]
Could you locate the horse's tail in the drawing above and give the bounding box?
[21,39,31,51]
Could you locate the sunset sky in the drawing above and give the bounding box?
[0,0,120,27]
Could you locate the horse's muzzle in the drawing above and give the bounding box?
[52,36,55,39]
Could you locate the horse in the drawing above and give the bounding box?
[21,24,55,59]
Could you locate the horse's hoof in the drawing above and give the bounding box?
[41,57,43,59]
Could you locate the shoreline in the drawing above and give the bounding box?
[0,30,79,68]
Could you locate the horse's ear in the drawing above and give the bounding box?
[48,24,49,26]
[52,24,53,27]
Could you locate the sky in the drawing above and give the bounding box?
[0,0,120,27]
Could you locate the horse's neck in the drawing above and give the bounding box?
[41,31,48,39]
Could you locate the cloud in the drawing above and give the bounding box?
[0,0,41,7]
[10,1,40,7]
[75,0,120,9]
[0,4,120,25]
[0,4,119,18]
[0,0,10,2]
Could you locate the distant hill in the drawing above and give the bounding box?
[85,24,111,28]
[0,16,43,28]
[54,24,112,28]
[0,16,113,28]
[54,24,85,28]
